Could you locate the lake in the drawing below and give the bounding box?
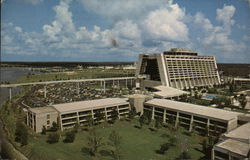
[0,67,41,106]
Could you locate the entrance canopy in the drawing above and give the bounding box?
[153,85,189,98]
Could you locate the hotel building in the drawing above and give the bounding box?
[144,99,240,135]
[136,48,221,89]
[26,98,130,132]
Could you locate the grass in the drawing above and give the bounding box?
[20,120,205,160]
[15,69,134,83]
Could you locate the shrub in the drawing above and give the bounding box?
[156,143,170,154]
[50,122,58,132]
[41,126,46,135]
[63,131,76,143]
[15,122,28,146]
[47,132,60,144]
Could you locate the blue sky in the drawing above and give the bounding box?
[1,0,250,62]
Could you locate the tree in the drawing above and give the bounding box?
[73,122,79,133]
[155,116,163,129]
[110,108,119,124]
[238,94,247,109]
[82,128,103,156]
[15,122,28,146]
[63,130,76,143]
[180,94,188,102]
[108,130,122,160]
[50,121,58,132]
[86,116,94,128]
[156,143,170,154]
[95,110,105,123]
[128,107,136,119]
[139,115,147,128]
[47,132,60,144]
[41,126,46,135]
[143,110,152,125]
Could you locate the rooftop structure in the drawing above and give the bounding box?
[28,106,57,114]
[52,98,129,113]
[136,48,221,89]
[144,98,241,135]
[152,86,189,98]
[27,98,131,132]
[213,122,250,160]
[145,99,240,121]
[27,106,58,132]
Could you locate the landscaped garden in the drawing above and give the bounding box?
[19,119,206,160]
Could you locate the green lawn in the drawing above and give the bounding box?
[21,120,205,160]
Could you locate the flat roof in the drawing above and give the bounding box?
[215,139,250,157]
[52,98,129,113]
[153,86,188,98]
[29,106,57,114]
[234,78,250,81]
[224,122,250,140]
[145,99,241,121]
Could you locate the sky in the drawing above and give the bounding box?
[1,0,250,63]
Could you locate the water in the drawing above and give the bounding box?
[202,95,217,100]
[0,67,41,106]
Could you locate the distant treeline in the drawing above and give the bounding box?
[1,61,134,68]
[217,63,250,77]
[1,62,249,77]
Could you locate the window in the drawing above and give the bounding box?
[47,120,50,125]
[47,114,50,119]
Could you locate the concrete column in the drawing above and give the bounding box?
[100,81,102,87]
[91,109,94,119]
[130,79,133,88]
[113,80,115,86]
[116,106,120,119]
[76,82,80,96]
[103,80,106,93]
[8,87,12,100]
[31,113,34,130]
[175,112,179,128]
[125,79,128,88]
[104,107,108,120]
[151,106,155,120]
[44,85,47,98]
[76,112,80,125]
[59,114,63,131]
[228,152,232,160]
[189,115,194,132]
[117,80,119,87]
[207,119,210,136]
[211,148,215,160]
[163,109,166,123]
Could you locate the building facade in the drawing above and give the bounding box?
[27,98,130,132]
[144,99,240,136]
[136,48,221,89]
[212,122,250,160]
[27,106,58,133]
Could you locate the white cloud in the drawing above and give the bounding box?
[193,5,246,53]
[43,0,75,42]
[144,4,189,42]
[2,0,249,62]
[14,26,22,33]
